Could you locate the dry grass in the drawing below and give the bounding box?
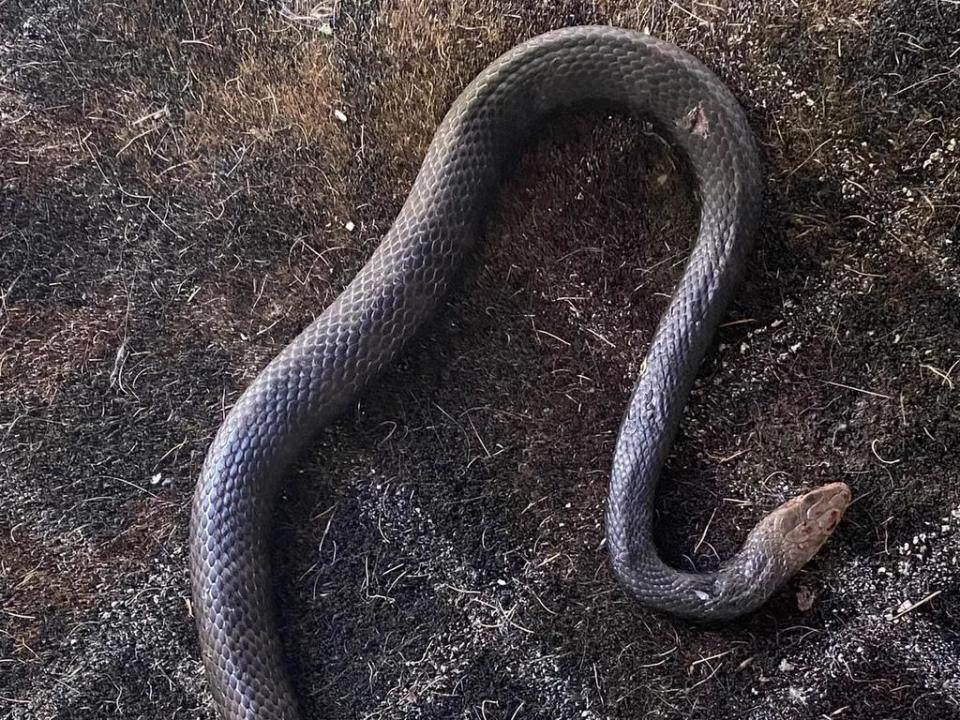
[0,300,127,404]
[186,41,343,147]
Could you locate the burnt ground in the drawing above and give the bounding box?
[1,1,959,718]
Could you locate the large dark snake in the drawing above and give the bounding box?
[190,26,851,719]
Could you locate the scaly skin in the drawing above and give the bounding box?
[190,26,850,719]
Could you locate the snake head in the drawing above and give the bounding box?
[747,482,852,579]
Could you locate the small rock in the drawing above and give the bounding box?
[796,585,817,612]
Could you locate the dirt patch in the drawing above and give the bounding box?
[1,1,958,719]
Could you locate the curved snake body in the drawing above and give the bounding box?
[190,26,850,719]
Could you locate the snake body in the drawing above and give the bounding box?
[190,26,850,719]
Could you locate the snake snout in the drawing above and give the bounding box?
[780,482,851,569]
[802,482,851,531]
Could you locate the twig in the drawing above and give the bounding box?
[822,380,892,400]
[889,590,942,620]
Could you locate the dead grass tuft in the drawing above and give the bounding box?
[0,299,127,404]
[366,1,521,178]
[186,37,344,148]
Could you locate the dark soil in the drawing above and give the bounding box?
[2,1,958,719]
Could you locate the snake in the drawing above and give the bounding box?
[189,26,852,719]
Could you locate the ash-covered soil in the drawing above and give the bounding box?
[1,1,958,718]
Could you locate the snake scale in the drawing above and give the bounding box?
[189,26,851,719]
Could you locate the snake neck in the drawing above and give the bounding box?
[609,532,786,621]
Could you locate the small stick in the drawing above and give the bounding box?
[822,379,892,400]
[693,507,717,554]
[889,590,942,621]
